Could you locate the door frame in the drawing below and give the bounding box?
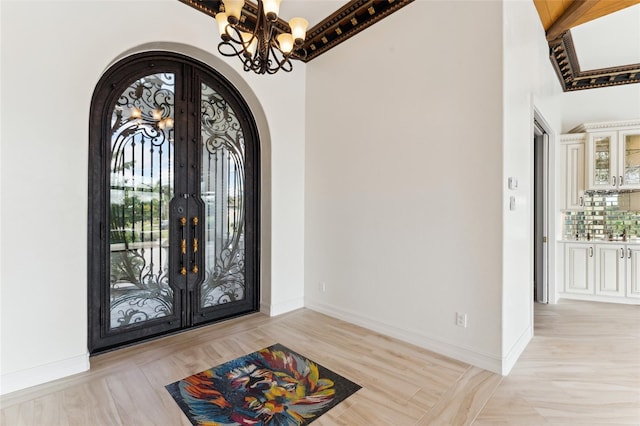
[532,109,556,305]
[87,51,261,354]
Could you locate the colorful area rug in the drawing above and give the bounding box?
[166,343,361,425]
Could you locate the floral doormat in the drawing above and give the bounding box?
[166,343,361,425]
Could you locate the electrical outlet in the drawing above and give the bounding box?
[455,312,468,328]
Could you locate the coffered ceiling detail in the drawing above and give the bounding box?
[534,0,640,91]
[179,0,414,63]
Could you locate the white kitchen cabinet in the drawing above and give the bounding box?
[594,244,625,297]
[564,243,594,294]
[626,246,640,298]
[582,122,640,191]
[618,129,640,190]
[561,242,640,303]
[560,135,585,210]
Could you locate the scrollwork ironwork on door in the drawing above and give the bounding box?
[199,83,246,308]
[108,73,176,329]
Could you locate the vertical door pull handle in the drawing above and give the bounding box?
[191,216,199,273]
[629,248,632,259]
[180,216,187,274]
[613,175,617,186]
[579,196,583,206]
[589,247,594,257]
[620,175,624,186]
[621,248,625,259]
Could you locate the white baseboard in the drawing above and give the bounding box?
[305,300,504,374]
[0,353,90,395]
[501,325,532,375]
[263,297,304,317]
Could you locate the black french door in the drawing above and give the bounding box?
[88,52,259,354]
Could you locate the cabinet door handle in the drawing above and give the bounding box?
[621,248,625,259]
[579,196,583,206]
[589,247,593,257]
[620,175,624,186]
[612,175,617,186]
[629,248,632,259]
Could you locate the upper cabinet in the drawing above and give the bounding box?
[620,130,640,188]
[560,133,585,210]
[579,121,640,191]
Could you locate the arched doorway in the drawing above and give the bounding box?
[88,51,260,353]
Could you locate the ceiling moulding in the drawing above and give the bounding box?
[179,0,415,63]
[549,31,640,92]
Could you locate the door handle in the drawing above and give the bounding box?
[191,216,199,273]
[629,248,632,259]
[180,216,187,275]
[620,175,623,186]
[621,248,625,259]
[589,247,593,257]
[579,196,583,206]
[612,175,617,186]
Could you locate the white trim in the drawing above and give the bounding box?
[570,119,640,133]
[267,298,304,317]
[501,325,532,375]
[559,133,587,143]
[305,301,504,375]
[0,353,90,396]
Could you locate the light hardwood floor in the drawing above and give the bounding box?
[1,300,638,425]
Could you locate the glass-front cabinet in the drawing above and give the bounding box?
[587,129,640,191]
[587,131,617,190]
[620,130,640,189]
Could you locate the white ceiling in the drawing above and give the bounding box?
[571,3,640,70]
[279,0,640,74]
[277,0,349,28]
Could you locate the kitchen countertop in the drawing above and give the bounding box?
[559,239,640,244]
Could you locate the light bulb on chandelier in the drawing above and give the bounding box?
[216,0,309,74]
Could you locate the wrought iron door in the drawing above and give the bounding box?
[89,52,259,354]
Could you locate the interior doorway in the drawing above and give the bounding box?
[533,115,551,304]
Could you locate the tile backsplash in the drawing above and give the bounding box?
[563,192,640,240]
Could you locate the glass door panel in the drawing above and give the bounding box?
[108,73,175,329]
[623,133,640,186]
[89,52,258,354]
[199,82,246,309]
[593,135,611,187]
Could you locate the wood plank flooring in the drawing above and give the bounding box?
[1,300,638,425]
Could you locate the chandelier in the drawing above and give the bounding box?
[215,0,309,74]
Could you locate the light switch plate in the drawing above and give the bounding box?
[509,196,516,211]
[508,177,518,190]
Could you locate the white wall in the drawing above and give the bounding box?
[304,1,506,372]
[0,0,306,394]
[502,0,563,373]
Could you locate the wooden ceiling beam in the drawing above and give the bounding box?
[546,0,600,41]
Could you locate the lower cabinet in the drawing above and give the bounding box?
[626,247,640,298]
[594,244,625,297]
[564,243,594,294]
[563,242,640,303]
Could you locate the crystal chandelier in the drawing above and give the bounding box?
[215,0,309,74]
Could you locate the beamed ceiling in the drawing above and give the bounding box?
[180,0,639,91]
[534,0,640,91]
